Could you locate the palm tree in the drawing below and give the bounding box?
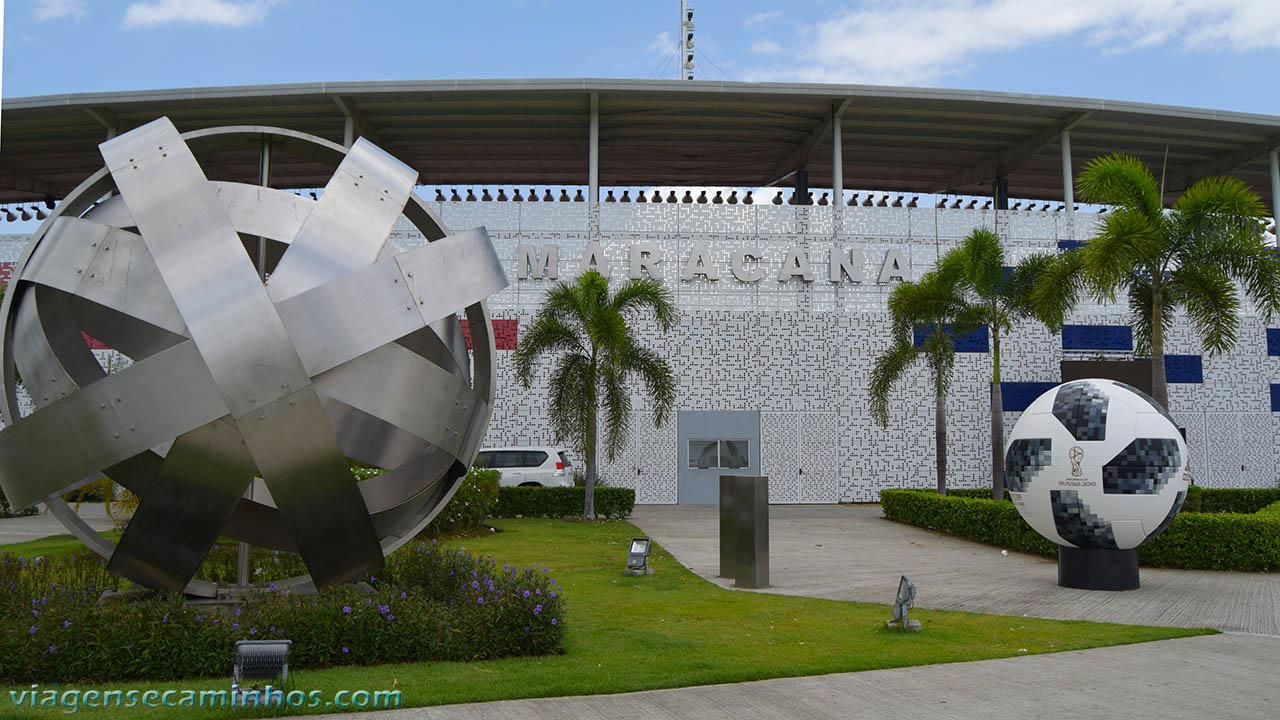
[514,270,677,518]
[938,228,1055,499]
[869,270,978,494]
[1033,153,1280,408]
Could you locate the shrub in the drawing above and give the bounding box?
[943,488,1011,500]
[880,489,1280,571]
[1182,486,1280,514]
[493,487,635,519]
[424,466,501,535]
[0,541,564,683]
[1257,500,1280,516]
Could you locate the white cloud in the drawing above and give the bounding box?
[744,10,783,28]
[121,0,279,29]
[750,39,783,55]
[647,31,674,55]
[33,0,87,21]
[742,0,1280,86]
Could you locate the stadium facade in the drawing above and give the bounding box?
[2,79,1278,504]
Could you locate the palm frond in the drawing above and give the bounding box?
[599,361,632,462]
[1004,252,1055,320]
[1029,250,1084,332]
[611,278,678,330]
[546,353,594,454]
[1076,153,1162,220]
[615,338,677,427]
[1126,276,1177,357]
[513,314,584,387]
[1168,263,1240,356]
[1080,209,1161,299]
[869,341,919,427]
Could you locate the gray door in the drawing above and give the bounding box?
[677,411,761,504]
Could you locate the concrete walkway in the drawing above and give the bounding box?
[630,504,1280,636]
[317,503,1278,719]
[0,502,115,546]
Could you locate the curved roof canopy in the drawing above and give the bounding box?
[3,78,1279,209]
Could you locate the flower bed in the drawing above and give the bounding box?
[0,541,564,683]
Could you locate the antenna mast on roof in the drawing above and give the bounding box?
[680,1,695,80]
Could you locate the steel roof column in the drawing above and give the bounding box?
[1062,129,1074,220]
[589,93,599,203]
[832,112,843,210]
[1270,149,1279,246]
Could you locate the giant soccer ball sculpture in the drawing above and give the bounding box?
[1004,379,1189,590]
[0,118,507,596]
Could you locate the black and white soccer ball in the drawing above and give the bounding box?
[1004,379,1189,550]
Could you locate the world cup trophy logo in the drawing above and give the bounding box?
[1069,446,1085,477]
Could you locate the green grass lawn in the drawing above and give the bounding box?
[1,518,1210,718]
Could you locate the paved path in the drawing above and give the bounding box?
[317,503,1277,719]
[0,502,115,546]
[630,504,1280,635]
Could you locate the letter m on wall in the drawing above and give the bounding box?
[516,244,559,280]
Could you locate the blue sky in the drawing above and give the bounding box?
[3,0,1280,116]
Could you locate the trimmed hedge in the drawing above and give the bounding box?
[493,487,635,519]
[945,488,1011,500]
[1183,486,1280,514]
[880,490,1055,556]
[880,489,1280,571]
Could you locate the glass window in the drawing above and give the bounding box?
[558,451,572,467]
[476,451,494,468]
[523,451,549,467]
[719,440,749,469]
[688,440,718,469]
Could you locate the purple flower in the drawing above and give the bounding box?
[522,590,530,598]
[232,623,239,630]
[48,646,56,654]
[127,643,134,649]
[28,626,36,634]
[379,605,389,614]
[31,610,38,617]
[551,618,558,626]
[342,646,349,653]
[342,606,352,614]
[269,583,276,591]
[62,620,70,628]
[387,614,395,621]
[196,616,203,623]
[400,592,406,599]
[269,627,275,632]
[369,576,376,582]
[536,589,542,596]
[249,628,257,635]
[476,597,484,605]
[234,606,241,617]
[533,604,542,616]
[162,615,169,623]
[212,620,219,626]
[549,591,557,598]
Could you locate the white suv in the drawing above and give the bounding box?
[476,446,574,488]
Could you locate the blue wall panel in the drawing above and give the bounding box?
[914,325,989,352]
[1271,384,1280,412]
[1057,240,1086,251]
[1267,328,1280,356]
[1164,354,1203,383]
[1062,325,1133,351]
[999,381,1059,412]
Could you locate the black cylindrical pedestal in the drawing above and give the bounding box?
[1058,546,1139,591]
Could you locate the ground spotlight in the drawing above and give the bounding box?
[624,537,652,576]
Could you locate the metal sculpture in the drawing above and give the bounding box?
[0,118,507,595]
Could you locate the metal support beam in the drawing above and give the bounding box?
[1167,133,1280,197]
[334,96,380,147]
[1270,149,1280,240]
[763,98,852,186]
[84,107,119,139]
[793,168,809,205]
[934,111,1093,194]
[832,113,843,207]
[994,176,1009,211]
[589,93,599,202]
[1061,129,1074,219]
